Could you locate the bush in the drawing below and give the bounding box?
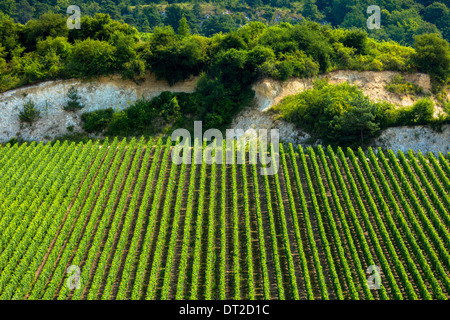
[66,39,116,77]
[19,99,41,125]
[410,97,434,124]
[385,74,424,94]
[387,97,435,126]
[81,108,114,133]
[107,111,130,135]
[414,33,450,83]
[342,29,368,54]
[63,87,84,112]
[444,101,450,117]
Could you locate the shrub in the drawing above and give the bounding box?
[414,33,450,83]
[66,39,116,77]
[410,97,434,124]
[385,74,424,95]
[342,29,368,54]
[81,108,114,133]
[63,86,84,112]
[444,101,450,117]
[107,111,130,135]
[389,97,435,126]
[19,99,41,125]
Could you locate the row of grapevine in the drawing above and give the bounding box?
[0,141,77,296]
[9,141,101,299]
[308,147,359,299]
[159,141,189,300]
[146,140,180,300]
[370,148,446,299]
[381,148,450,295]
[298,145,343,299]
[204,141,218,300]
[316,146,375,300]
[38,138,122,299]
[354,148,426,299]
[279,144,313,299]
[250,142,271,300]
[261,146,285,300]
[327,146,390,300]
[0,139,449,300]
[288,144,329,300]
[427,153,450,193]
[345,148,414,299]
[189,140,208,300]
[174,139,199,300]
[28,139,112,299]
[270,144,299,299]
[88,139,153,300]
[131,138,172,299]
[116,139,164,299]
[407,151,450,228]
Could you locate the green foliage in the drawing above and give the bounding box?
[145,29,207,85]
[81,108,114,133]
[331,97,381,146]
[414,33,450,83]
[341,29,368,54]
[63,86,84,112]
[409,97,435,124]
[385,74,424,95]
[177,16,190,37]
[81,92,186,135]
[66,39,116,77]
[21,13,68,50]
[18,99,40,125]
[384,97,436,126]
[444,101,450,117]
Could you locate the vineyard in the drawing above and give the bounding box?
[1,137,450,300]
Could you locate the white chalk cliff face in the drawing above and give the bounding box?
[0,72,198,142]
[251,70,433,112]
[0,70,448,154]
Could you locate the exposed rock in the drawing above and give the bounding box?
[372,124,450,155]
[0,72,198,142]
[251,70,432,111]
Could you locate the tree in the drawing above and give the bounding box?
[178,16,190,37]
[63,86,84,112]
[331,98,380,146]
[22,13,68,50]
[0,0,16,16]
[15,0,34,24]
[66,39,116,77]
[414,33,450,83]
[19,99,41,126]
[165,4,184,31]
[303,0,324,22]
[342,29,368,54]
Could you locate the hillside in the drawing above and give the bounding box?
[2,0,449,45]
[0,138,449,299]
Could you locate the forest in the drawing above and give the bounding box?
[1,0,449,44]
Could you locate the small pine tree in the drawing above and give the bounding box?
[63,86,84,112]
[19,99,41,125]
